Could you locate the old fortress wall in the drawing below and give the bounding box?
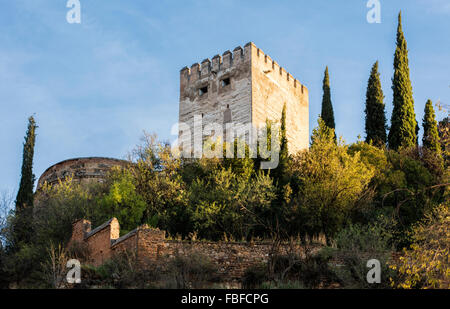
[179,42,309,155]
[36,157,129,190]
[179,43,253,151]
[70,218,299,281]
[250,44,309,154]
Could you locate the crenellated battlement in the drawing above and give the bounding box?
[251,44,308,96]
[180,42,307,98]
[180,42,253,89]
[179,42,309,155]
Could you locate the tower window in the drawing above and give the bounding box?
[221,78,231,87]
[224,106,232,124]
[199,86,208,96]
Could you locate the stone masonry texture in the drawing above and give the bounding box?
[37,157,129,190]
[70,218,300,281]
[179,42,309,155]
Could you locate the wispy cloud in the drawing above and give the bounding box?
[0,1,178,193]
[419,0,450,15]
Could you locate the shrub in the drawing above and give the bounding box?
[376,148,441,240]
[41,243,69,289]
[389,203,449,289]
[33,178,99,247]
[296,248,338,288]
[242,263,268,289]
[266,246,338,289]
[290,119,375,243]
[166,251,219,289]
[96,167,147,235]
[2,243,44,288]
[86,251,161,289]
[332,217,395,288]
[67,241,91,263]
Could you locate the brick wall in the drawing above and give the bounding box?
[70,218,300,280]
[70,218,121,265]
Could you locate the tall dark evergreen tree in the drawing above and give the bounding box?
[321,66,336,132]
[279,103,289,164]
[14,116,37,244]
[438,117,449,164]
[388,12,418,150]
[365,61,387,147]
[273,104,289,186]
[422,100,441,154]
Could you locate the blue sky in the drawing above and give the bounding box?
[0,0,449,195]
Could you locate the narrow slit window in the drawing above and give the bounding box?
[224,107,232,124]
[199,86,208,96]
[221,78,231,87]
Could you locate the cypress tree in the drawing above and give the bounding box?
[388,12,418,150]
[365,61,387,147]
[321,66,336,132]
[274,104,289,185]
[255,118,272,173]
[422,100,441,154]
[16,116,37,211]
[14,116,37,244]
[280,103,289,163]
[438,117,449,165]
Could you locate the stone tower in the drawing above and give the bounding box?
[179,42,309,155]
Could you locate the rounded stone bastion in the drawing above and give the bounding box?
[36,157,130,191]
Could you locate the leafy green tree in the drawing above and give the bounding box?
[389,203,449,289]
[365,61,387,147]
[97,167,147,234]
[321,67,336,133]
[33,177,97,246]
[131,141,191,237]
[14,116,37,245]
[422,100,441,154]
[375,148,443,247]
[189,165,276,240]
[291,118,375,244]
[388,12,418,150]
[348,141,388,176]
